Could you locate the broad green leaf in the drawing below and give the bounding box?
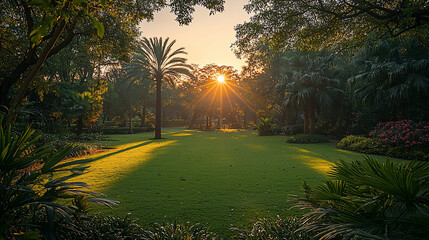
[89,15,104,38]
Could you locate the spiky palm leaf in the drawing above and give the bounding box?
[0,117,117,239]
[137,37,193,139]
[349,38,429,118]
[296,156,429,240]
[278,50,343,133]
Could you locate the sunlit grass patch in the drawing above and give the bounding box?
[294,155,334,175]
[71,140,176,191]
[74,128,405,238]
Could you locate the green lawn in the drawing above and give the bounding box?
[74,128,403,237]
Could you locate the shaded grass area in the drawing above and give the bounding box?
[73,128,403,238]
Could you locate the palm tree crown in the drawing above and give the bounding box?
[279,51,343,134]
[139,37,193,139]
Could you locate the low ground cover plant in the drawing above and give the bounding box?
[232,216,312,240]
[285,134,329,143]
[38,132,105,157]
[101,126,154,134]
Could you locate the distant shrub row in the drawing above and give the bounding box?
[338,120,429,161]
[338,135,429,161]
[285,134,329,143]
[101,126,154,134]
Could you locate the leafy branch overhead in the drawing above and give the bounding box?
[234,0,429,58]
[0,0,225,110]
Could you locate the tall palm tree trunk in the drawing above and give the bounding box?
[155,77,162,139]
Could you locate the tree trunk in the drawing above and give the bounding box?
[154,77,162,139]
[76,117,83,136]
[102,113,107,126]
[304,108,309,134]
[396,103,406,120]
[10,20,67,111]
[129,106,133,134]
[139,105,146,127]
[188,108,198,129]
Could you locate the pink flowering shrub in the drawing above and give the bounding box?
[369,120,429,148]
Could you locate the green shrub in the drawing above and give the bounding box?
[72,214,145,239]
[255,118,275,136]
[232,216,312,240]
[283,124,304,135]
[101,126,152,134]
[338,135,429,160]
[296,156,429,239]
[337,135,383,154]
[285,134,329,143]
[0,117,116,239]
[337,135,368,147]
[38,133,103,157]
[370,120,429,148]
[144,222,216,239]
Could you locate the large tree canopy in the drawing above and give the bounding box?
[0,0,224,110]
[234,0,429,58]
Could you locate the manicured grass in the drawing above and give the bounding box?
[73,128,403,237]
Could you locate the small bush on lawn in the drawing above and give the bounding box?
[285,134,329,143]
[255,118,275,136]
[232,216,312,240]
[337,135,383,155]
[283,124,304,135]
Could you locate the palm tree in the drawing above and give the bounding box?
[350,38,429,120]
[279,51,343,134]
[137,37,193,139]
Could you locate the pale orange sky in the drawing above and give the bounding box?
[139,0,250,72]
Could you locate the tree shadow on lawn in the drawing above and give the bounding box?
[98,130,335,237]
[91,141,155,162]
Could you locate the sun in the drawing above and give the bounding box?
[217,75,225,83]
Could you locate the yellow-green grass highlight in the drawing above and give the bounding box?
[71,128,404,238]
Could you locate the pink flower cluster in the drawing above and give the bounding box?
[369,120,429,148]
[351,112,360,128]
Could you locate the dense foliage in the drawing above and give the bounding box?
[296,157,429,239]
[285,134,329,144]
[338,120,429,160]
[370,120,429,148]
[0,118,116,239]
[232,216,311,240]
[234,0,429,57]
[255,118,275,136]
[337,135,382,155]
[0,0,224,110]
